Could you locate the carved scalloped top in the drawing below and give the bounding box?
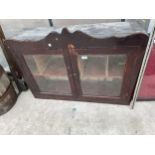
[7,22,147,41]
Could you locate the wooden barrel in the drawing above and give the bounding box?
[0,65,17,115]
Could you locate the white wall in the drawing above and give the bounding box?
[52,19,121,27]
[147,19,155,33]
[0,19,152,71]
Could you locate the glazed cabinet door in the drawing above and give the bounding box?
[68,47,142,104]
[11,45,75,99]
[24,53,71,95]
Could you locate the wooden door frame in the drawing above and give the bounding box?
[62,29,148,105]
[6,42,76,99]
[66,46,144,105]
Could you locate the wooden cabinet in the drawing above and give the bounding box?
[5,22,148,105]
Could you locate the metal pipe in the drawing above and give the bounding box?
[48,19,53,27]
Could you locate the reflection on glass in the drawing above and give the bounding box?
[78,54,126,97]
[24,54,71,95]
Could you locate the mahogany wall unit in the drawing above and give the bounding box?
[4,22,148,105]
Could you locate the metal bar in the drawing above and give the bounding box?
[48,19,53,27]
[130,24,155,109]
[121,19,125,22]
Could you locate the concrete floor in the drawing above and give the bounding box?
[0,90,154,135]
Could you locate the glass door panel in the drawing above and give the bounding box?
[77,54,126,97]
[24,54,71,95]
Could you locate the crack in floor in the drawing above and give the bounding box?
[67,107,77,134]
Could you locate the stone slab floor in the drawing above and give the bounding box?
[0,90,155,135]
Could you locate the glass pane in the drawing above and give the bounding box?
[24,54,71,95]
[78,54,126,97]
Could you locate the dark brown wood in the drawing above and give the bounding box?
[5,27,148,105]
[0,25,25,91]
[0,84,17,115]
[0,65,18,115]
